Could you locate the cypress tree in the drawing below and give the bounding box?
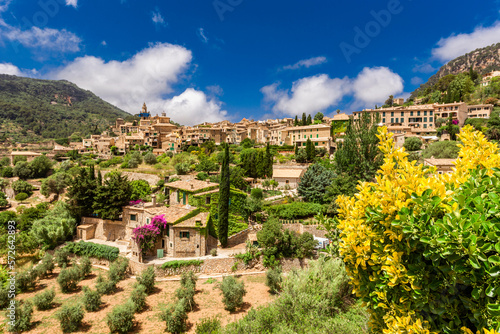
[264,143,273,178]
[218,143,230,247]
[307,114,312,125]
[294,116,299,126]
[97,168,102,186]
[306,139,315,162]
[294,143,299,156]
[301,113,307,126]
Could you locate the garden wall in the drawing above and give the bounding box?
[281,223,327,238]
[226,227,253,247]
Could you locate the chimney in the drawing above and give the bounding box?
[206,180,210,184]
[151,194,156,207]
[190,184,194,190]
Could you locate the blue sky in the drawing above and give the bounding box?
[0,0,500,125]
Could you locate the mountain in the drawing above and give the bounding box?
[0,74,134,143]
[411,43,500,99]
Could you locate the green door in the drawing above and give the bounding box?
[183,192,186,205]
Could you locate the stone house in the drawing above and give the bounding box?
[272,168,305,189]
[423,158,456,174]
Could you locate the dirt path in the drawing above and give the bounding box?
[12,267,274,334]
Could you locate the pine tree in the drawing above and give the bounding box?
[67,167,97,219]
[92,172,132,220]
[294,116,299,126]
[218,143,230,247]
[302,113,307,126]
[307,114,312,125]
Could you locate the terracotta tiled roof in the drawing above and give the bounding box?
[272,169,304,178]
[166,179,219,192]
[144,204,197,221]
[424,158,456,167]
[174,212,210,228]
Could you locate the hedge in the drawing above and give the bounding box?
[64,241,119,262]
[265,201,323,220]
[161,260,203,270]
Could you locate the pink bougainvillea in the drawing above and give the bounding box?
[132,215,169,255]
[452,119,459,125]
[152,214,168,229]
[132,223,160,254]
[129,199,144,206]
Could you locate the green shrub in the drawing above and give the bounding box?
[82,286,102,312]
[56,303,85,333]
[96,274,117,295]
[16,267,38,292]
[7,300,33,333]
[144,152,157,165]
[15,192,29,201]
[195,316,221,334]
[108,257,129,282]
[210,248,218,257]
[129,284,147,312]
[250,188,263,200]
[136,267,155,294]
[218,276,246,312]
[57,267,81,293]
[265,267,282,295]
[196,172,209,180]
[55,248,70,268]
[180,271,197,288]
[78,257,92,278]
[161,299,188,334]
[175,280,196,312]
[64,240,120,262]
[106,302,135,333]
[161,260,203,270]
[265,201,323,220]
[33,288,55,310]
[37,253,55,277]
[175,162,190,175]
[0,286,8,309]
[222,257,368,334]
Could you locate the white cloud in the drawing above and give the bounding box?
[261,74,350,116]
[262,67,404,116]
[101,40,107,46]
[352,67,404,106]
[282,56,327,70]
[0,0,12,12]
[156,88,227,125]
[2,26,81,53]
[198,28,208,44]
[411,76,424,85]
[65,0,77,8]
[151,9,166,26]
[432,21,500,62]
[413,63,437,73]
[0,62,21,75]
[49,42,227,126]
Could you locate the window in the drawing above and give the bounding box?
[410,111,414,116]
[130,214,136,221]
[382,118,386,123]
[391,118,394,123]
[205,196,211,205]
[285,180,289,184]
[424,124,427,128]
[146,218,150,224]
[383,112,386,117]
[315,143,318,146]
[430,111,433,116]
[395,118,399,123]
[180,231,190,239]
[417,111,421,116]
[316,134,318,138]
[424,117,427,122]
[401,112,404,116]
[424,111,427,116]
[430,117,433,122]
[391,112,394,116]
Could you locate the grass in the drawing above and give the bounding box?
[160,259,204,270]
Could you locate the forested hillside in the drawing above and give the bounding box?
[411,43,500,100]
[0,75,133,142]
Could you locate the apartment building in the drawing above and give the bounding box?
[282,124,332,150]
[467,104,494,119]
[482,71,500,87]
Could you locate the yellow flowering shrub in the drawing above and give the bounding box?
[335,125,500,333]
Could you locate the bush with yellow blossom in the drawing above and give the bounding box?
[333,125,500,333]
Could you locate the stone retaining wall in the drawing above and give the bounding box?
[280,223,327,238]
[226,227,253,247]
